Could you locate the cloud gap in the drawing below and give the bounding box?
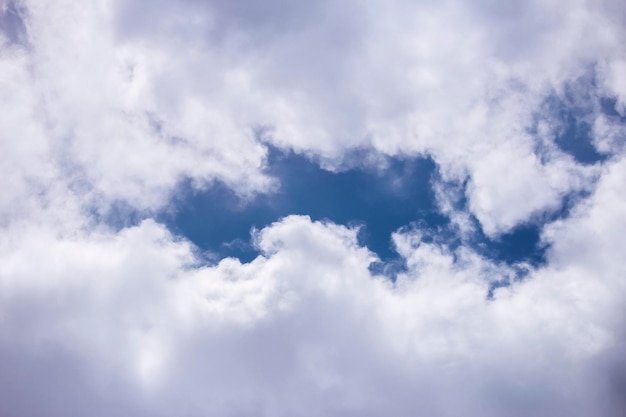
[154,148,567,279]
[532,72,617,165]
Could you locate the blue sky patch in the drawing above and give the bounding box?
[160,148,553,272]
[537,74,624,165]
[162,150,442,264]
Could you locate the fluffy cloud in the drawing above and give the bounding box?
[1,0,626,416]
[1,201,625,415]
[3,0,624,230]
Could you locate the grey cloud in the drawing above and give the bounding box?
[0,0,28,46]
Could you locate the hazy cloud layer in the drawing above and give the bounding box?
[1,0,625,415]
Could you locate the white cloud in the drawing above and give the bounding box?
[1,199,625,415]
[3,0,625,228]
[104,0,626,231]
[1,0,626,415]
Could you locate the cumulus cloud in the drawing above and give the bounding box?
[4,0,624,229]
[1,205,625,416]
[0,0,625,416]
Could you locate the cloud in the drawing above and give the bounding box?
[1,194,625,415]
[1,0,625,416]
[4,0,623,229]
[1,1,623,211]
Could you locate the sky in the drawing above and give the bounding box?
[0,0,625,416]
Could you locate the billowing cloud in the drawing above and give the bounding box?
[2,188,625,415]
[0,0,625,416]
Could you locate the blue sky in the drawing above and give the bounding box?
[165,150,441,262]
[164,147,549,270]
[161,74,617,274]
[1,1,626,416]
